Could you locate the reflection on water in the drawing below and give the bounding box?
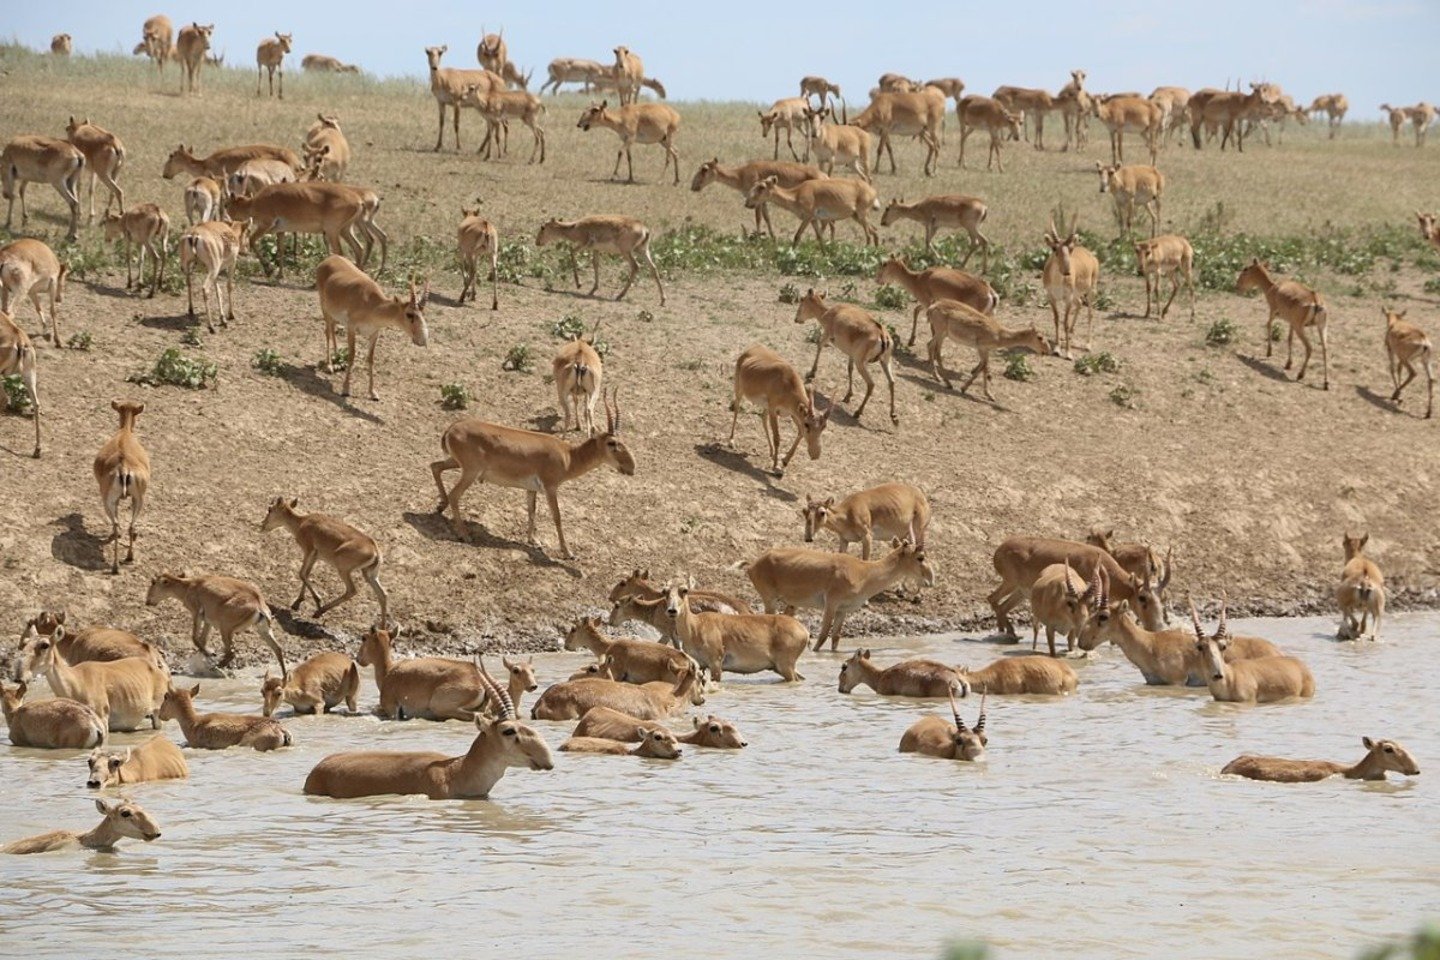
[3,614,1438,959]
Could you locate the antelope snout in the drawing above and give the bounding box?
[86,779,102,789]
[144,831,161,841]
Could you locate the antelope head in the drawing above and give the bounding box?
[260,670,286,717]
[96,798,162,842]
[87,747,133,789]
[424,45,448,71]
[1342,531,1369,561]
[837,648,872,694]
[502,656,539,694]
[690,158,721,192]
[889,537,936,588]
[595,389,636,475]
[476,655,553,771]
[1189,595,1231,682]
[799,386,832,461]
[577,101,609,130]
[794,288,828,325]
[801,495,835,543]
[1043,214,1081,275]
[743,175,779,210]
[1362,737,1421,777]
[949,685,987,761]
[1094,161,1119,194]
[397,276,430,346]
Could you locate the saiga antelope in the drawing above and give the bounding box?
[175,23,215,95]
[794,289,897,424]
[141,15,173,75]
[880,195,990,268]
[1417,211,1440,256]
[305,659,553,799]
[1336,532,1384,641]
[1041,216,1100,359]
[93,400,149,574]
[1,135,84,242]
[0,239,66,347]
[1223,738,1419,783]
[180,220,244,333]
[690,157,828,239]
[849,91,944,176]
[541,58,607,95]
[1190,598,1314,703]
[86,737,188,788]
[160,684,291,751]
[457,207,499,309]
[665,579,809,682]
[1094,96,1161,164]
[747,539,935,652]
[463,86,547,164]
[51,34,72,55]
[535,216,665,304]
[838,649,969,698]
[17,612,156,666]
[802,483,930,559]
[612,46,644,105]
[728,343,831,477]
[876,256,997,348]
[552,320,604,435]
[356,626,536,720]
[256,32,293,98]
[992,86,1055,148]
[261,496,388,625]
[302,54,360,74]
[101,204,170,298]
[0,310,40,456]
[744,175,880,247]
[2,682,106,748]
[561,728,683,759]
[3,799,161,855]
[64,117,126,223]
[1134,235,1194,319]
[899,687,987,760]
[145,571,288,676]
[800,76,842,110]
[804,107,872,181]
[957,96,1021,171]
[425,45,501,152]
[1028,561,1101,657]
[161,143,301,182]
[1382,307,1433,417]
[576,100,681,185]
[431,390,634,559]
[1096,163,1164,238]
[13,632,167,732]
[315,255,429,401]
[1306,94,1349,138]
[925,298,1050,401]
[224,183,367,279]
[1235,259,1329,389]
[956,655,1078,695]
[759,98,813,161]
[183,177,221,224]
[989,535,1165,636]
[261,652,360,716]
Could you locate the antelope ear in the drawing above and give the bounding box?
[289,497,298,508]
[96,798,113,815]
[189,684,201,697]
[1363,736,1375,749]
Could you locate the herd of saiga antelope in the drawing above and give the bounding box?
[0,22,1428,855]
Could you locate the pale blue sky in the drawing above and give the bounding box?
[13,1,1437,109]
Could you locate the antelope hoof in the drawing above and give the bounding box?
[368,391,380,401]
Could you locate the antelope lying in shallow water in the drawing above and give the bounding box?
[955,655,1077,695]
[561,727,683,759]
[1223,738,1419,783]
[85,737,188,788]
[305,660,553,799]
[4,799,162,854]
[899,688,987,760]
[1,682,106,748]
[838,649,969,698]
[1190,599,1314,703]
[571,707,748,749]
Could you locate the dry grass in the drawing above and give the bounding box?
[2,44,1439,662]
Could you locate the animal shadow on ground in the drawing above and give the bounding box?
[1355,385,1404,415]
[282,363,384,425]
[50,512,109,571]
[527,412,562,432]
[401,510,581,576]
[0,415,38,459]
[1235,352,1293,384]
[694,442,798,502]
[271,606,350,642]
[137,312,195,331]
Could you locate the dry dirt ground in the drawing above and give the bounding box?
[2,49,1439,667]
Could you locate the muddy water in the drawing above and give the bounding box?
[3,613,1436,959]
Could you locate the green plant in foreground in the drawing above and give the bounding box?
[2,375,34,412]
[1360,923,1440,960]
[440,383,470,410]
[1110,384,1138,408]
[874,283,906,310]
[329,347,350,371]
[1205,318,1239,346]
[252,348,284,376]
[1074,352,1122,376]
[502,344,533,373]
[128,348,217,390]
[180,328,203,347]
[552,314,586,340]
[1269,321,1283,342]
[66,330,93,351]
[777,282,801,304]
[1004,353,1036,382]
